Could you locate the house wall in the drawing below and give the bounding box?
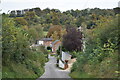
[38,41,43,45]
[59,59,64,69]
[61,51,71,61]
[43,41,52,47]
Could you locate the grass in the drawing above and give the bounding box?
[69,71,94,79]
[43,31,48,36]
[2,63,38,78]
[2,55,46,78]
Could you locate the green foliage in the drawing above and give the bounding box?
[14,17,28,27]
[69,71,94,79]
[113,7,120,14]
[76,17,84,27]
[2,15,47,78]
[57,46,67,55]
[9,8,115,30]
[47,25,64,40]
[38,46,48,54]
[28,27,38,42]
[70,15,119,78]
[47,25,62,37]
[27,25,43,43]
[4,7,118,78]
[52,12,60,25]
[24,11,38,25]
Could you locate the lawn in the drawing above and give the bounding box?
[43,31,48,36]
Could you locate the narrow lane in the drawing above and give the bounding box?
[37,55,71,79]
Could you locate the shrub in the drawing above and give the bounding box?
[47,46,52,51]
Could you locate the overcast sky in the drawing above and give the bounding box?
[1,0,120,13]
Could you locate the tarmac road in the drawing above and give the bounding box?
[37,55,72,79]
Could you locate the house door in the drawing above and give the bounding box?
[64,60,68,69]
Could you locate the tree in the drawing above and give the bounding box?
[27,25,44,43]
[34,25,44,39]
[63,27,82,52]
[2,18,17,65]
[47,25,67,41]
[46,13,52,24]
[28,27,39,43]
[24,11,36,25]
[51,12,60,25]
[51,31,59,41]
[34,7,42,16]
[14,17,28,27]
[24,11,36,20]
[2,17,30,65]
[43,8,50,14]
[9,10,16,17]
[113,7,120,14]
[47,25,62,38]
[76,17,84,27]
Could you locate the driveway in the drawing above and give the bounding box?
[37,55,72,79]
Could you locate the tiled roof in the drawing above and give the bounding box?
[52,40,60,45]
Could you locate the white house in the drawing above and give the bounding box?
[61,51,71,61]
[37,40,44,45]
[58,51,71,69]
[36,38,53,47]
[59,59,64,69]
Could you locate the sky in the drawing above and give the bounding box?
[1,0,120,13]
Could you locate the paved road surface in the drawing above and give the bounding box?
[37,55,72,79]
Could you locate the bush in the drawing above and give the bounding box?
[70,15,119,78]
[47,46,52,51]
[39,46,48,54]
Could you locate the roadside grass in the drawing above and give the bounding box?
[69,52,119,78]
[2,63,38,78]
[69,71,94,79]
[2,46,48,78]
[2,63,45,79]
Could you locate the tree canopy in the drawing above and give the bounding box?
[63,27,82,52]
